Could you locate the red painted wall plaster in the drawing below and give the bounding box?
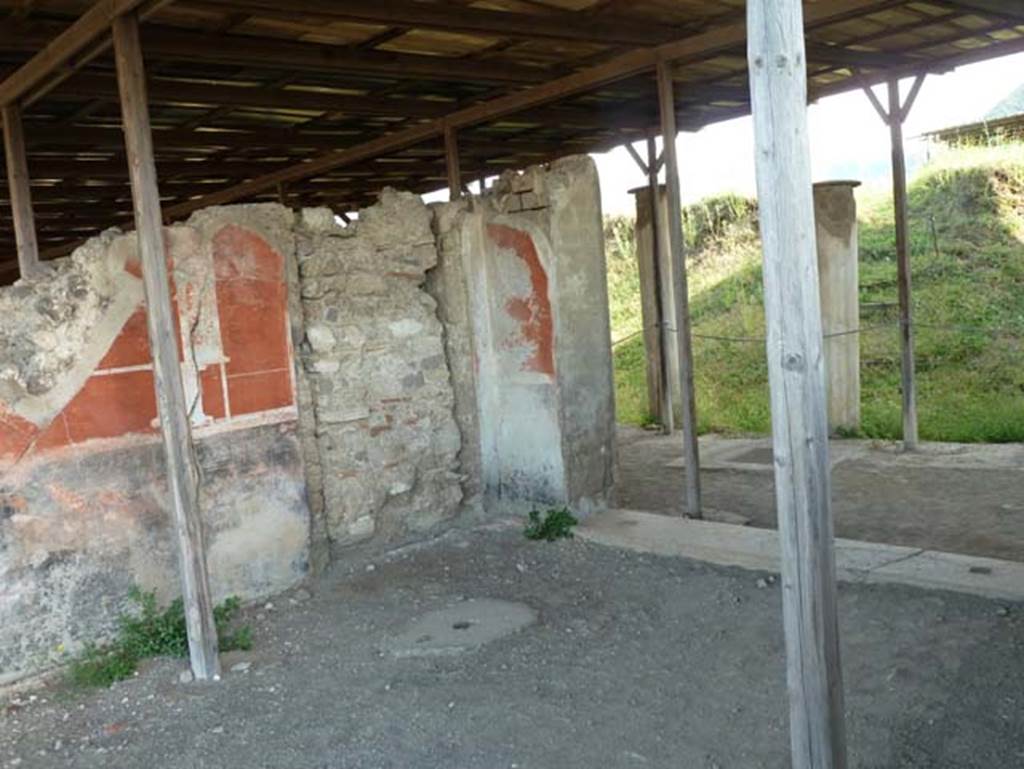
[487,223,555,377]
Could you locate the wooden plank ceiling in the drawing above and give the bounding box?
[1,0,1023,281]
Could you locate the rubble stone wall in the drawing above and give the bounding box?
[294,192,463,550]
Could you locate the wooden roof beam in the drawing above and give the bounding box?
[0,0,177,108]
[137,25,553,85]
[0,0,151,106]
[47,72,454,119]
[0,21,551,85]
[14,156,500,180]
[43,72,654,129]
[192,0,676,47]
[930,0,1024,23]
[805,42,914,69]
[157,0,898,220]
[18,121,593,157]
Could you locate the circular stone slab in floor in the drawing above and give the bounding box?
[386,599,537,658]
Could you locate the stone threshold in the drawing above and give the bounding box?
[578,508,1024,603]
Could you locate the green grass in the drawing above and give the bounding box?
[68,587,253,688]
[607,142,1024,443]
[523,507,578,541]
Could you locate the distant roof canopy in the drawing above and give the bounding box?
[2,0,1024,280]
[924,78,1024,144]
[925,112,1024,144]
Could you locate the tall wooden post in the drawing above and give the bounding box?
[444,123,462,201]
[646,135,675,435]
[656,58,701,518]
[112,11,221,681]
[748,2,848,768]
[2,102,41,279]
[862,75,924,451]
[887,78,919,450]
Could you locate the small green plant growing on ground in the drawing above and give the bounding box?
[68,587,252,688]
[524,507,578,541]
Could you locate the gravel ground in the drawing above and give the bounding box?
[2,522,1022,769]
[615,425,1024,561]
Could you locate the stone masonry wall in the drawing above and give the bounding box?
[295,191,463,550]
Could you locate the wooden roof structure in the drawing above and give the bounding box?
[924,111,1024,143]
[2,0,1024,282]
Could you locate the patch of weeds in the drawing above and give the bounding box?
[524,508,578,542]
[68,587,252,688]
[67,644,138,689]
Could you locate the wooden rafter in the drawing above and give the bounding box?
[3,0,1024,267]
[0,0,152,106]
[0,20,553,85]
[193,0,678,47]
[159,0,899,218]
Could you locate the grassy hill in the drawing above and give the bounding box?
[607,142,1024,443]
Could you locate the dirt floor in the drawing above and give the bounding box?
[2,523,1022,769]
[615,425,1024,562]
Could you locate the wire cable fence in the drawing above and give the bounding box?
[612,318,1024,348]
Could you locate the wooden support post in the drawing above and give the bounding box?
[624,141,649,176]
[645,134,674,435]
[444,123,462,201]
[2,102,41,279]
[656,59,701,518]
[747,2,848,768]
[887,77,919,450]
[112,11,221,682]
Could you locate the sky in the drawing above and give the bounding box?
[593,50,1024,216]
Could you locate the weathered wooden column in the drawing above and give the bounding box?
[748,2,848,768]
[445,123,462,201]
[622,137,671,434]
[113,11,221,681]
[862,75,924,450]
[656,58,702,518]
[2,102,41,279]
[887,77,919,450]
[627,136,675,433]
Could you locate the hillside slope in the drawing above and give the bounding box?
[607,143,1024,442]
